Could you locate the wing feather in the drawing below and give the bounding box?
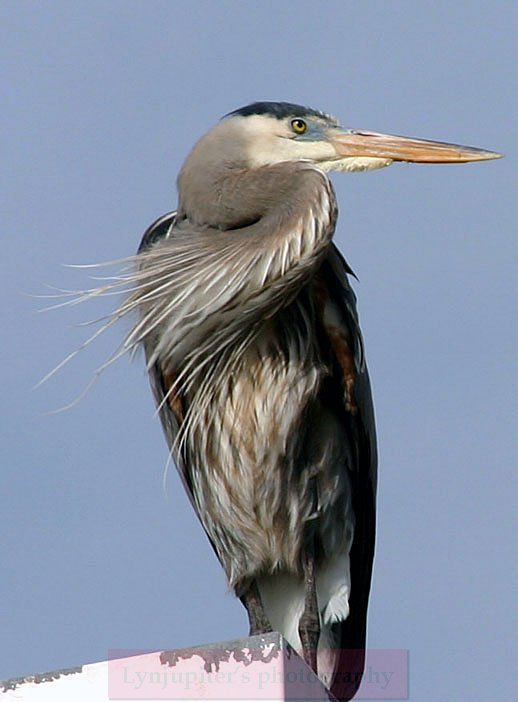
[137,213,376,702]
[322,245,377,702]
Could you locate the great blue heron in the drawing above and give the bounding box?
[117,102,500,700]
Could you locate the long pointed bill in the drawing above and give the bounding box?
[331,129,502,163]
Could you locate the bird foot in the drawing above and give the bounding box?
[239,580,273,635]
[298,616,319,675]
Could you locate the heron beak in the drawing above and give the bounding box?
[331,128,503,163]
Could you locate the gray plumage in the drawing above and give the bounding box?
[88,102,500,700]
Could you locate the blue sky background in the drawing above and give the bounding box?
[1,2,516,699]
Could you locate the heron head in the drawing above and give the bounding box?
[187,101,501,175]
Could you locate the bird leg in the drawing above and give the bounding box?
[298,541,320,675]
[239,579,273,636]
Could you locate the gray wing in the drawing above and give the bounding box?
[323,244,377,702]
[138,211,176,253]
[138,217,376,701]
[138,211,196,503]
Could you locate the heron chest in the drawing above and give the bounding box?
[183,299,353,582]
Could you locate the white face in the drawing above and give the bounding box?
[231,113,338,167]
[223,114,393,172]
[190,112,393,174]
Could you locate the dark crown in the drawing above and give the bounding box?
[226,101,331,121]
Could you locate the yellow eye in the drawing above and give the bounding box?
[291,118,307,135]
